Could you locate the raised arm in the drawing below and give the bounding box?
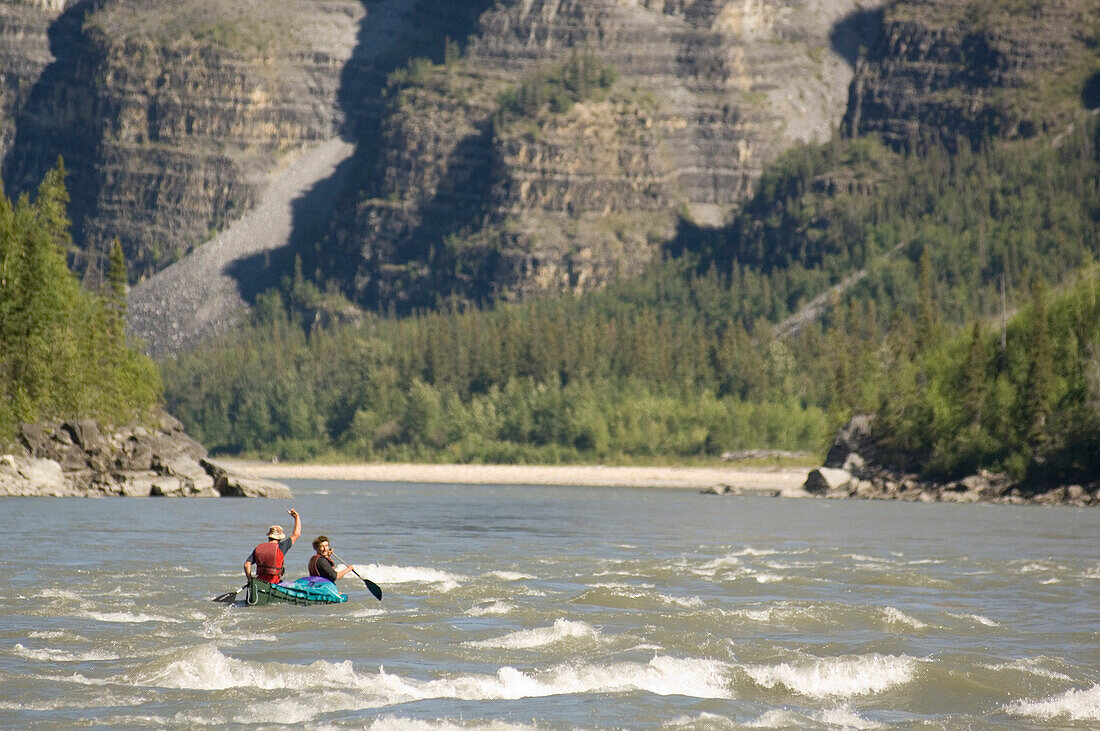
[288,509,301,544]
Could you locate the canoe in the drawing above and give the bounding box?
[245,576,348,606]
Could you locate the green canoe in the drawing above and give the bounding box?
[246,576,348,606]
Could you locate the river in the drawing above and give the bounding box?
[2,480,1097,728]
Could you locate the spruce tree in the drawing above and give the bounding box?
[1021,276,1054,458]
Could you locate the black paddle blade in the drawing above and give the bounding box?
[212,586,246,603]
[363,578,382,601]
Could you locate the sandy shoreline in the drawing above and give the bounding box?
[223,460,813,496]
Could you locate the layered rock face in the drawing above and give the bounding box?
[0,0,79,159]
[343,0,885,309]
[1,413,290,497]
[2,0,366,278]
[844,0,1097,150]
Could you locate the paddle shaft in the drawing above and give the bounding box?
[332,552,382,601]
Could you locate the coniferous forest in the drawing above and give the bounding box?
[159,115,1100,486]
[0,163,162,442]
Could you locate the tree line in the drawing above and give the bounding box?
[0,161,161,444]
[152,113,1096,483]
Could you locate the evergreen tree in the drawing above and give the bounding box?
[1021,276,1055,458]
[106,237,127,339]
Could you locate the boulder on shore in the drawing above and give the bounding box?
[808,415,1099,507]
[0,414,291,498]
[803,467,853,496]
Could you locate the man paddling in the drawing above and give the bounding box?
[244,509,301,583]
[308,535,355,582]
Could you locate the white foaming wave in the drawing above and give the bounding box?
[1005,684,1100,721]
[590,583,702,608]
[694,556,742,575]
[132,645,731,702]
[347,607,387,619]
[466,601,516,617]
[748,572,785,584]
[744,653,919,698]
[728,603,820,626]
[133,644,363,691]
[739,608,779,622]
[664,594,706,609]
[732,547,779,557]
[487,571,535,581]
[200,624,278,643]
[846,554,886,563]
[816,706,884,728]
[1039,578,1062,585]
[365,717,536,731]
[357,563,465,592]
[37,588,81,600]
[13,643,120,662]
[28,630,71,639]
[881,606,928,629]
[376,655,732,702]
[984,657,1073,681]
[592,581,656,590]
[464,618,600,649]
[233,692,356,725]
[947,612,999,627]
[669,711,738,728]
[744,706,882,729]
[84,609,182,624]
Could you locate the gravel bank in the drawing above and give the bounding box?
[221,461,812,495]
[127,137,355,357]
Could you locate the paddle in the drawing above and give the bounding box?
[332,552,382,601]
[212,585,246,603]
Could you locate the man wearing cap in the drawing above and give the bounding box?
[244,509,301,583]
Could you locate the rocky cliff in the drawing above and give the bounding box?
[4,0,1094,342]
[339,0,885,309]
[844,0,1098,151]
[2,0,367,278]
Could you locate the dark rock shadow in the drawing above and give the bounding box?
[829,5,885,69]
[227,0,495,311]
[2,0,102,269]
[1083,71,1100,111]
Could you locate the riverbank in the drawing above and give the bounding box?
[221,460,812,496]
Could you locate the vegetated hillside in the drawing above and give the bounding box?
[160,111,1100,471]
[160,0,1099,478]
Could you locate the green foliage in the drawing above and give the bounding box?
[0,163,162,442]
[496,51,618,124]
[161,115,1099,477]
[874,268,1100,486]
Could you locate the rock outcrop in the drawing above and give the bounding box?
[844,0,1096,151]
[0,413,290,497]
[2,0,368,278]
[803,415,1100,507]
[342,0,886,310]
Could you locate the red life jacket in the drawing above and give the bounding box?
[253,541,285,583]
[308,554,332,578]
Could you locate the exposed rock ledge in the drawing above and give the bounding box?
[800,416,1099,507]
[0,414,290,498]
